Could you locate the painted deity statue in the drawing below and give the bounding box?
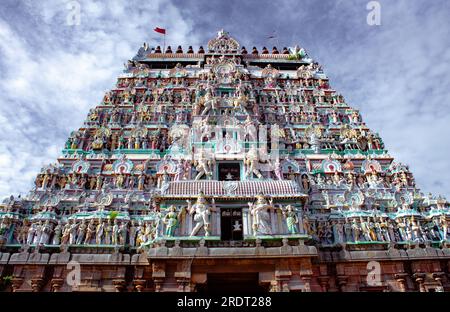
[33,221,43,245]
[61,223,70,245]
[174,160,185,181]
[76,221,87,245]
[18,220,30,245]
[243,115,257,141]
[245,145,263,179]
[410,216,423,242]
[84,219,96,244]
[96,219,105,245]
[119,222,128,245]
[0,218,11,243]
[194,149,213,180]
[199,117,213,142]
[282,205,299,234]
[135,221,145,246]
[344,219,353,242]
[26,222,37,245]
[351,219,361,242]
[112,219,120,245]
[128,221,138,247]
[233,92,247,113]
[440,216,448,241]
[115,174,125,189]
[200,87,217,116]
[157,168,170,189]
[248,193,273,236]
[39,220,53,245]
[396,218,407,241]
[138,173,146,190]
[163,205,182,237]
[269,158,283,181]
[186,191,214,237]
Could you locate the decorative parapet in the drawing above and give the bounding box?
[158,180,307,199]
[146,237,317,259]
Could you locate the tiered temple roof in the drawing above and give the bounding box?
[0,29,448,254]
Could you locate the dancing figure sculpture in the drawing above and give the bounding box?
[248,193,273,236]
[245,145,263,179]
[186,191,215,237]
[194,149,213,180]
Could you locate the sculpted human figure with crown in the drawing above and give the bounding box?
[163,205,182,237]
[194,148,213,180]
[244,145,263,179]
[200,86,217,116]
[186,191,216,237]
[248,192,274,236]
[282,205,299,234]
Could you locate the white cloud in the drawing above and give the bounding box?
[0,0,200,198]
[318,0,450,197]
[0,0,448,200]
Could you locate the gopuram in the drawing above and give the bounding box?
[0,30,449,292]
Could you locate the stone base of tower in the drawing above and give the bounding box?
[149,257,315,292]
[1,242,449,292]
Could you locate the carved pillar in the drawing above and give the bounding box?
[432,272,445,291]
[175,276,192,292]
[275,259,292,292]
[152,261,166,292]
[336,275,348,292]
[175,260,192,292]
[11,277,24,292]
[271,275,291,292]
[132,265,147,292]
[153,278,164,292]
[112,279,126,292]
[318,276,330,292]
[301,276,312,292]
[30,278,43,292]
[133,279,146,292]
[394,273,408,292]
[192,272,207,293]
[175,273,192,292]
[413,273,426,292]
[269,280,280,292]
[51,278,64,292]
[317,264,329,292]
[298,258,313,292]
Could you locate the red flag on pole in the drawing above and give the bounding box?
[154,27,166,35]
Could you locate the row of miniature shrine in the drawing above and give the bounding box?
[1,190,449,247]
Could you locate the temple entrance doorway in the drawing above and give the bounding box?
[220,208,243,241]
[197,273,267,294]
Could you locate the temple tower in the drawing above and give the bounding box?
[0,30,449,292]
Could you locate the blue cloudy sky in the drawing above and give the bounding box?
[0,0,449,199]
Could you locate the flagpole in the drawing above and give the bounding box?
[163,31,166,54]
[268,30,279,51]
[273,30,279,51]
[163,28,166,61]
